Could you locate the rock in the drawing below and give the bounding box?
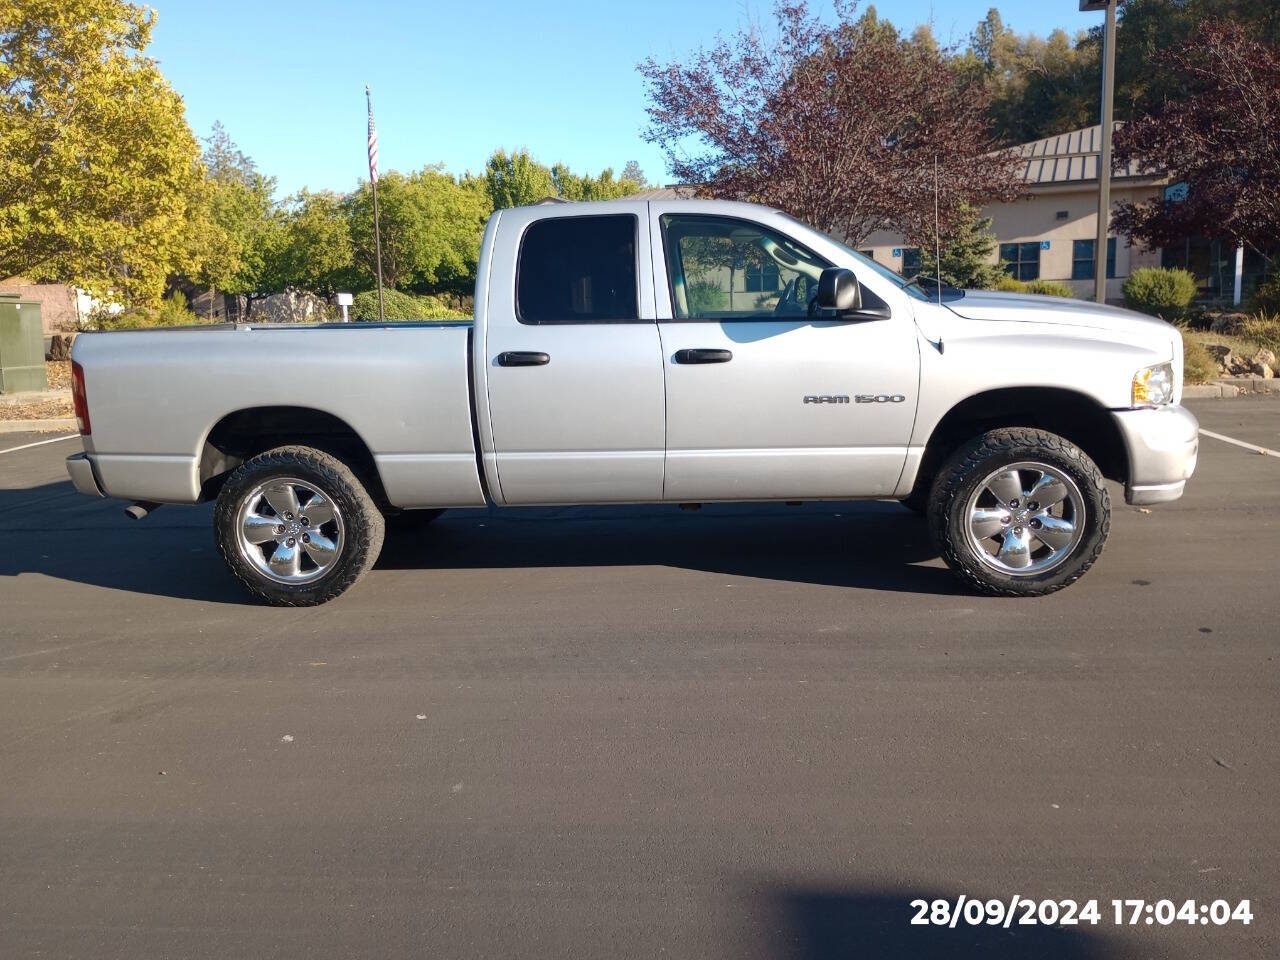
[1228,354,1255,376]
[1252,362,1275,379]
[1252,348,1277,368]
[1207,344,1233,361]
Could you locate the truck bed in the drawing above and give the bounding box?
[72,322,486,508]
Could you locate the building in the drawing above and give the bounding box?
[859,124,1169,303]
[0,279,92,335]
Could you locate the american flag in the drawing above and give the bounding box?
[365,85,379,184]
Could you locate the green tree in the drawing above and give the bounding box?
[347,166,491,293]
[192,122,281,315]
[1106,0,1280,123]
[969,8,1006,68]
[484,148,555,209]
[964,0,1280,146]
[620,160,648,188]
[274,190,355,297]
[962,14,1097,145]
[484,148,642,208]
[550,163,639,201]
[0,0,207,303]
[915,205,1006,289]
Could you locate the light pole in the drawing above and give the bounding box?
[1081,0,1118,304]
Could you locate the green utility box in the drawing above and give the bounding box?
[0,294,48,394]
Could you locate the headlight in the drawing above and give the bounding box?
[1132,362,1174,406]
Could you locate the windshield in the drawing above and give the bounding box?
[777,213,964,303]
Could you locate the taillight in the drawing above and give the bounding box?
[71,360,91,435]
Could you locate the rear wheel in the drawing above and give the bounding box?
[927,428,1110,596]
[214,445,385,605]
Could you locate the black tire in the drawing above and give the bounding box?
[214,445,385,606]
[383,507,444,531]
[927,427,1110,597]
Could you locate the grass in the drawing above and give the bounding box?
[1184,328,1266,357]
[1181,332,1218,384]
[1181,313,1280,384]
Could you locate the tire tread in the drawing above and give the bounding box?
[926,427,1111,597]
[213,445,384,606]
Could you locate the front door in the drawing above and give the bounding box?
[482,208,666,504]
[654,211,919,501]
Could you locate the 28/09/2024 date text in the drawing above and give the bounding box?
[910,897,1253,928]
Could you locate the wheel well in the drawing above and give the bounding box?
[199,406,385,503]
[911,388,1128,499]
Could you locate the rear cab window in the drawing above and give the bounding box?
[516,215,639,324]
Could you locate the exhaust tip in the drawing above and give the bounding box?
[124,501,161,520]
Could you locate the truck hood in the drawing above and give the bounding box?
[945,290,1176,340]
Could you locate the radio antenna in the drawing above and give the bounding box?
[934,153,942,307]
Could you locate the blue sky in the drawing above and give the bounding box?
[150,1,1101,197]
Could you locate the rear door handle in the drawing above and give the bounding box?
[497,351,550,367]
[673,348,733,364]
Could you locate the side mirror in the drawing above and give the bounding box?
[817,267,891,321]
[817,267,860,311]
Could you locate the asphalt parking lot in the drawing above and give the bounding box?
[2,398,1277,959]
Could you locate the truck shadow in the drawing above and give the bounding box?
[377,501,964,596]
[0,482,962,602]
[750,882,1136,960]
[0,479,246,604]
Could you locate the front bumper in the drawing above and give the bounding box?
[1111,405,1199,505]
[66,452,105,497]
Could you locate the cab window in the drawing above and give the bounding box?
[660,215,830,320]
[517,215,638,324]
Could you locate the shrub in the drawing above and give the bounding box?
[988,276,1075,297]
[1247,274,1280,315]
[96,291,198,330]
[1180,331,1217,384]
[351,289,469,321]
[991,275,1027,292]
[1238,312,1280,352]
[1123,267,1197,319]
[1024,279,1075,298]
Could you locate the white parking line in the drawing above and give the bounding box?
[0,433,78,456]
[1199,428,1280,459]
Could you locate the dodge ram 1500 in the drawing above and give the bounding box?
[65,199,1199,604]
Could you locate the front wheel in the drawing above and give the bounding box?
[927,428,1110,596]
[214,445,385,605]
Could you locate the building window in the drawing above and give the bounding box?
[744,261,780,292]
[1071,238,1117,281]
[1000,242,1041,281]
[901,248,922,279]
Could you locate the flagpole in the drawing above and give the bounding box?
[366,84,385,323]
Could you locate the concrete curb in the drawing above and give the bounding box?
[0,388,70,406]
[0,418,77,434]
[1185,379,1280,398]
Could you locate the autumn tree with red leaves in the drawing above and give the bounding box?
[1112,20,1280,258]
[637,1,1023,248]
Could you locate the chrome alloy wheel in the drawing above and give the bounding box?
[963,461,1086,576]
[235,477,344,584]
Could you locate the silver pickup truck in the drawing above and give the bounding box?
[66,199,1199,604]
